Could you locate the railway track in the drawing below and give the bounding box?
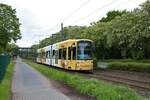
[83,70,150,97]
[88,74,150,90]
[41,64,150,96]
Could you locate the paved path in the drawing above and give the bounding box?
[12,59,70,100]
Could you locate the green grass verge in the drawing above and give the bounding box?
[107,62,150,73]
[0,62,14,100]
[24,59,146,100]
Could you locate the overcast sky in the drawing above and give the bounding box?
[0,0,147,47]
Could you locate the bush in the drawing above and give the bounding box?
[100,59,134,63]
[108,62,150,73]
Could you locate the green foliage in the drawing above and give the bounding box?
[31,1,150,60]
[148,96,150,100]
[31,44,39,50]
[98,10,127,22]
[140,0,150,14]
[24,60,145,100]
[108,62,150,73]
[0,3,21,53]
[5,43,19,55]
[0,62,14,100]
[39,37,52,48]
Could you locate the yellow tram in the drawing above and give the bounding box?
[37,39,93,71]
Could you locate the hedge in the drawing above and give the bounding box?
[108,62,150,73]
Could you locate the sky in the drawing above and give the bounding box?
[0,0,147,47]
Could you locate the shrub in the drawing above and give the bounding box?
[108,62,150,73]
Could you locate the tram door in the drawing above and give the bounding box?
[55,50,58,64]
[68,47,76,70]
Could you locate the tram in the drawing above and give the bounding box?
[36,39,93,71]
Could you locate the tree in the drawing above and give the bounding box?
[98,10,127,22]
[0,3,21,53]
[129,0,150,59]
[140,0,150,14]
[6,43,19,55]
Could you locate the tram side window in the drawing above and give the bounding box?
[53,50,55,57]
[46,51,49,58]
[68,47,71,60]
[38,53,40,58]
[59,49,62,59]
[43,52,46,58]
[73,47,76,60]
[49,51,50,58]
[55,50,59,59]
[63,48,66,60]
[39,53,41,58]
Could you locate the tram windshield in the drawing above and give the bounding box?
[77,41,92,60]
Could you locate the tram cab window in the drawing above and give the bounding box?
[77,41,92,60]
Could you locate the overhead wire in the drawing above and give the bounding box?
[76,0,131,25]
[36,0,131,44]
[62,0,91,22]
[48,0,92,33]
[71,0,118,25]
[48,0,131,35]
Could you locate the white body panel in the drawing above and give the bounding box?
[45,45,51,65]
[52,44,56,66]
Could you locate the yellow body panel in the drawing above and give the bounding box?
[75,60,93,70]
[39,48,46,64]
[58,59,93,71]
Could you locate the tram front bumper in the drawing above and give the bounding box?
[76,61,93,71]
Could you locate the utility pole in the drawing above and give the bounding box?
[61,23,64,41]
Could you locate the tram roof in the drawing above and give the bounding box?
[37,39,92,52]
[54,39,93,44]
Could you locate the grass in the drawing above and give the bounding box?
[23,59,146,100]
[0,61,14,100]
